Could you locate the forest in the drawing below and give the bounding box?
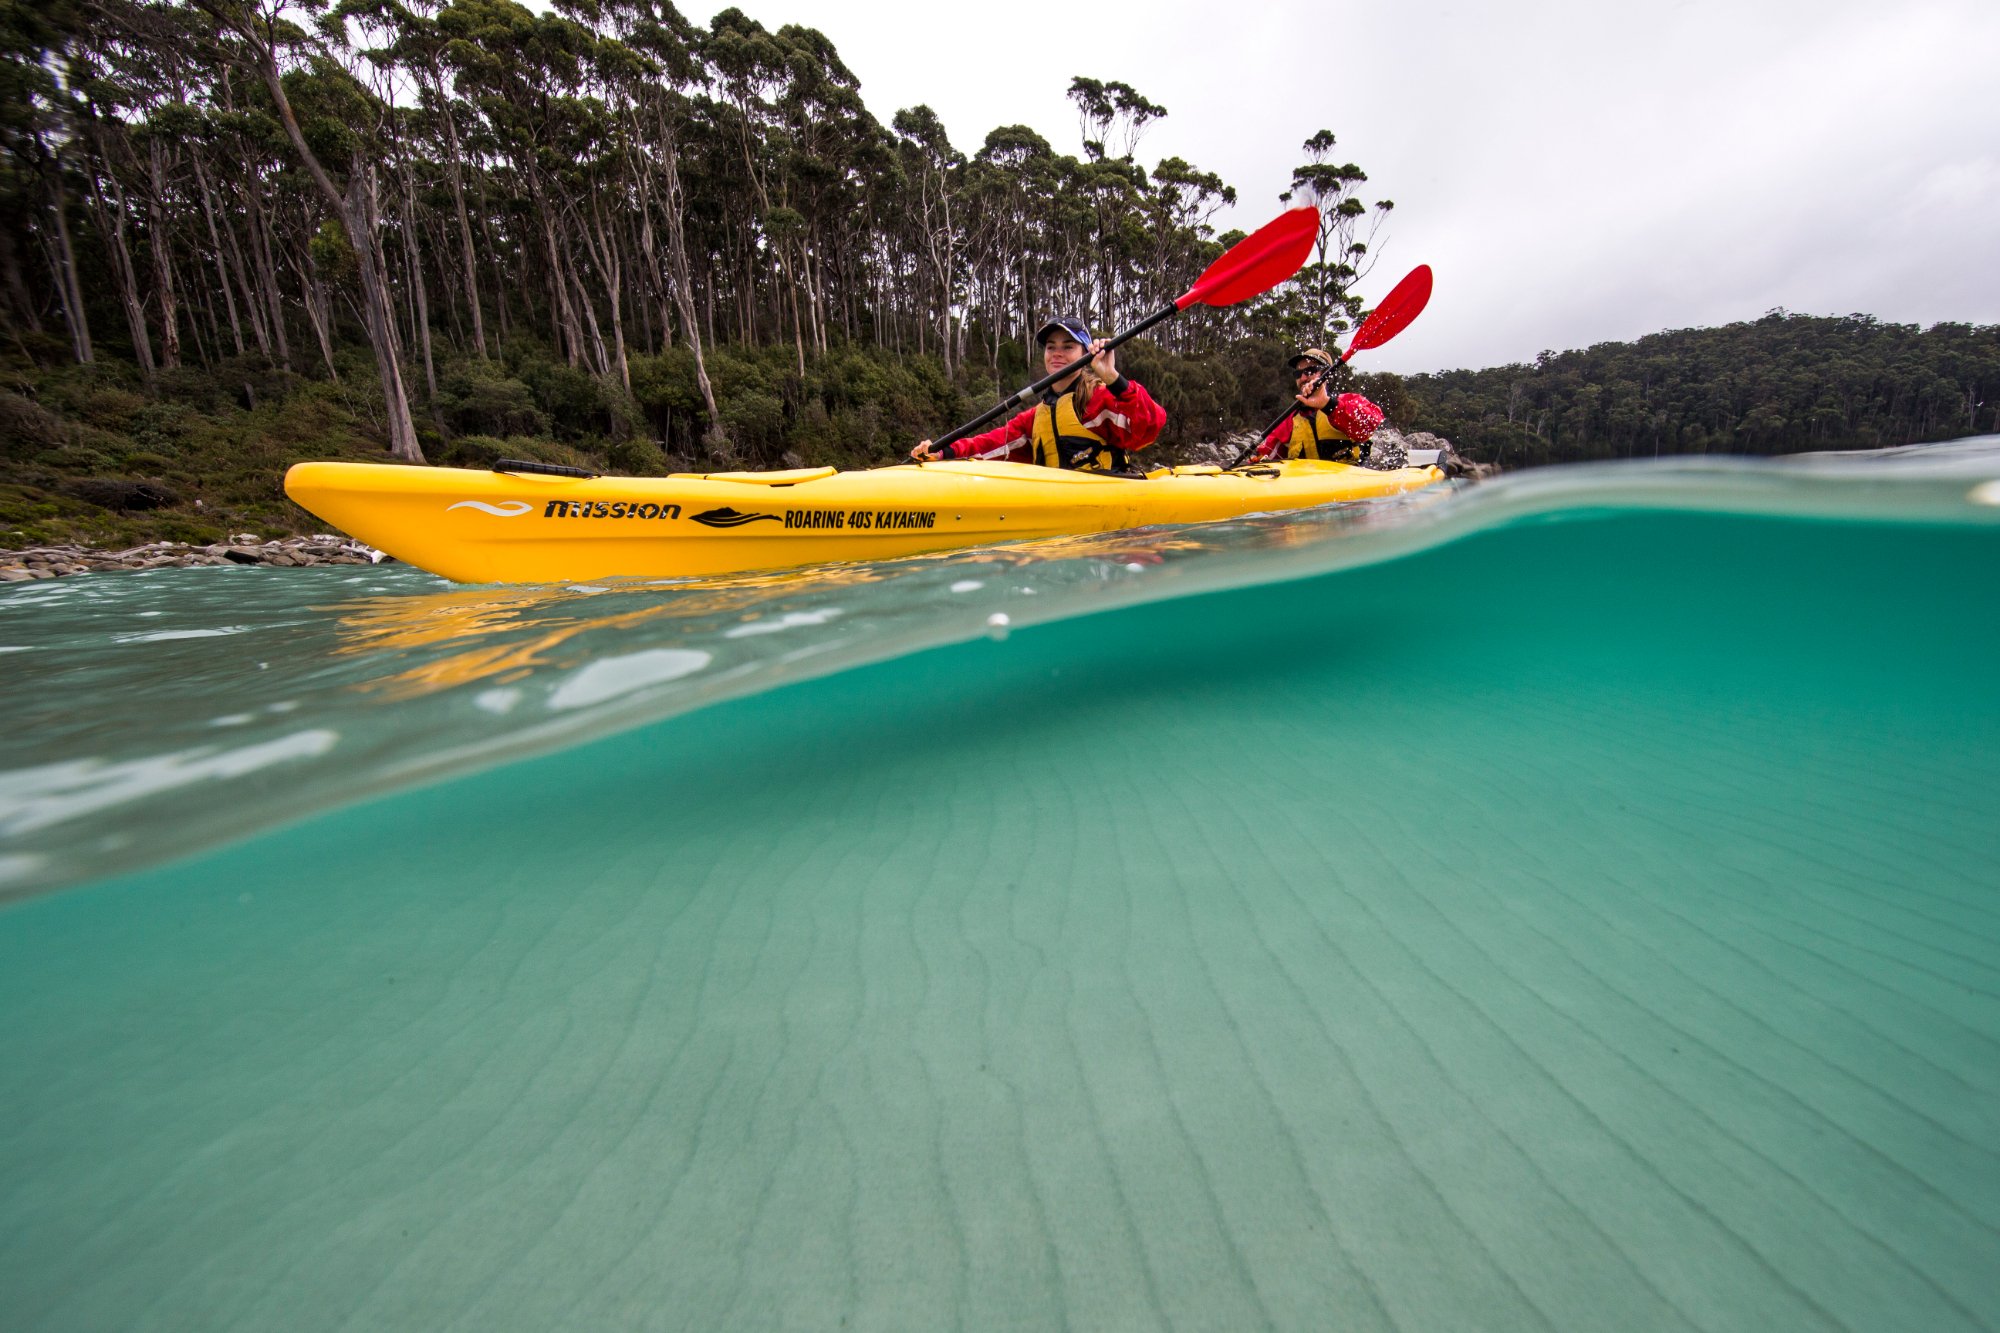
[2,0,1995,549]
[1406,312,2000,468]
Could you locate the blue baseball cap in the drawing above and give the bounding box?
[1035,315,1093,347]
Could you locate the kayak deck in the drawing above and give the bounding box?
[283,457,1446,584]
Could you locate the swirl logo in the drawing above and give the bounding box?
[447,500,534,517]
[691,507,780,528]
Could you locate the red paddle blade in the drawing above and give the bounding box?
[1341,264,1433,359]
[1175,205,1320,310]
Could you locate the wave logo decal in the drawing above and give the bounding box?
[448,500,534,517]
[691,507,780,528]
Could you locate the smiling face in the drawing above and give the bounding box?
[1295,366,1332,408]
[1043,330,1087,378]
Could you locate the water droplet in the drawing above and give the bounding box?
[985,612,1010,641]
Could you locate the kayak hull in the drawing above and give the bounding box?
[283,458,1446,584]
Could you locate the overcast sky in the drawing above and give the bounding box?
[684,0,2000,372]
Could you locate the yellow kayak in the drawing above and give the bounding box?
[283,457,1446,584]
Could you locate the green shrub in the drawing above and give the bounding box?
[0,393,65,459]
[131,402,195,451]
[438,433,506,467]
[59,382,146,430]
[35,443,116,473]
[518,358,608,438]
[605,436,666,475]
[718,388,786,458]
[437,361,548,437]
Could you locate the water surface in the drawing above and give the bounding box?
[2,445,1997,1330]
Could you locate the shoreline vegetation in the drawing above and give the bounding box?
[4,2,1995,560]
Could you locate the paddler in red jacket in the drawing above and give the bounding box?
[1247,346,1384,464]
[911,316,1167,471]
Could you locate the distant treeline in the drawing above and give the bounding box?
[2,0,1391,467]
[1403,313,2000,466]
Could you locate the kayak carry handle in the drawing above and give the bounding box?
[493,459,600,479]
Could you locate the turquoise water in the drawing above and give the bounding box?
[3,445,1998,1330]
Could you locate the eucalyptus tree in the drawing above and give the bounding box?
[0,0,95,361]
[435,0,599,372]
[581,0,721,438]
[1276,127,1393,346]
[1061,78,1164,332]
[767,23,878,359]
[190,0,424,460]
[889,104,962,374]
[63,2,173,375]
[965,124,1052,367]
[1066,76,1163,165]
[1141,155,1232,349]
[704,7,810,373]
[200,88,300,371]
[341,0,489,359]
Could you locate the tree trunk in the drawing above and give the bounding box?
[89,168,155,379]
[569,257,610,379]
[434,80,487,359]
[246,175,290,367]
[190,151,246,358]
[400,166,437,399]
[540,205,584,367]
[644,107,720,438]
[234,11,421,459]
[585,195,630,391]
[37,145,92,363]
[345,163,420,457]
[146,141,182,370]
[0,225,39,340]
[292,234,339,379]
[478,206,508,351]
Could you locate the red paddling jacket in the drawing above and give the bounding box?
[940,376,1167,471]
[1251,392,1385,464]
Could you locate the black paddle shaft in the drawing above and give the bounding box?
[931,301,1179,451]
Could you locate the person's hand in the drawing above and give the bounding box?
[910,440,948,461]
[1089,345,1118,382]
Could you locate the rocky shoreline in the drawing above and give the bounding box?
[1,533,385,581]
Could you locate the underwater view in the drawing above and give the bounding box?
[4,442,1998,1330]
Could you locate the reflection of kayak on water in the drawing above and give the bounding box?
[284,456,1447,585]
